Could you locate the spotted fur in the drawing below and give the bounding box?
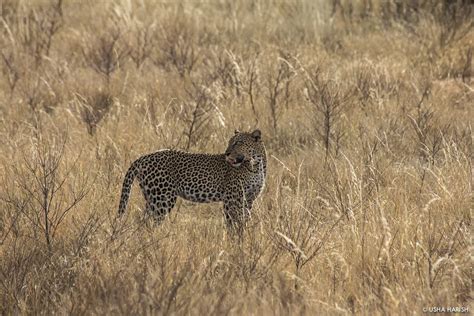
[117,129,267,234]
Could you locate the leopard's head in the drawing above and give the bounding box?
[224,129,265,168]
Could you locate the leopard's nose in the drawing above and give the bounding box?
[236,154,245,163]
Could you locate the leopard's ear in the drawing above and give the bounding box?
[251,129,261,141]
[234,129,240,135]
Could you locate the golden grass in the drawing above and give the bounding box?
[0,0,472,314]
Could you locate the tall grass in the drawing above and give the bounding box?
[0,0,472,314]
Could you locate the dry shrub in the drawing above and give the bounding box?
[128,20,156,70]
[304,66,353,157]
[265,52,296,134]
[1,0,63,67]
[82,25,130,87]
[153,14,201,78]
[76,90,115,135]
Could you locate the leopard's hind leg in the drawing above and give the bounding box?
[149,190,177,223]
[138,179,177,224]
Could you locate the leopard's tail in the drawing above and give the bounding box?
[118,162,138,216]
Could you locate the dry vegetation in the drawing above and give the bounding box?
[0,0,473,314]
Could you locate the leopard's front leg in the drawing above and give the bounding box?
[223,192,252,239]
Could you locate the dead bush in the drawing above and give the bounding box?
[82,26,130,87]
[153,17,201,78]
[76,90,114,135]
[2,130,89,251]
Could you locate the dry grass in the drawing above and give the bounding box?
[0,0,472,314]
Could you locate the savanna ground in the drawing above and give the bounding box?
[0,0,473,314]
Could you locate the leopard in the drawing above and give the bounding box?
[117,129,267,235]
